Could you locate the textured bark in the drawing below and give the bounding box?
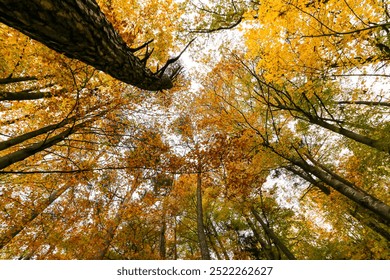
[0,0,173,91]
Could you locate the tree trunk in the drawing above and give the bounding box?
[0,76,38,84]
[289,156,390,223]
[0,184,69,250]
[0,109,106,170]
[196,171,211,259]
[0,116,76,151]
[251,207,296,260]
[245,216,275,259]
[209,218,230,259]
[0,90,53,101]
[285,166,330,195]
[159,219,167,259]
[0,0,173,91]
[307,115,390,154]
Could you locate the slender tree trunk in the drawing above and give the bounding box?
[0,184,69,250]
[350,211,390,241]
[196,170,211,259]
[0,0,173,91]
[159,219,167,259]
[337,101,390,107]
[173,217,178,260]
[96,176,140,259]
[285,166,330,195]
[251,207,296,260]
[0,116,76,151]
[289,156,390,223]
[307,115,390,154]
[0,90,53,101]
[207,233,222,260]
[245,216,275,259]
[0,76,38,84]
[0,109,108,170]
[209,219,230,259]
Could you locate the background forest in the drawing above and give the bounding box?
[0,0,389,260]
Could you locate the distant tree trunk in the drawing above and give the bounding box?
[251,207,296,260]
[207,233,222,260]
[0,109,108,170]
[196,170,211,259]
[208,219,230,259]
[0,90,52,101]
[0,0,173,91]
[173,217,178,260]
[350,210,390,242]
[245,216,275,259]
[96,177,139,259]
[0,116,76,151]
[0,184,69,250]
[159,219,167,259]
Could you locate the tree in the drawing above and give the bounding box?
[0,0,182,91]
[1,0,389,260]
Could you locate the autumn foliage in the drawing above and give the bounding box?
[0,0,389,259]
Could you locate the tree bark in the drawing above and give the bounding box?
[245,216,275,259]
[159,219,167,259]
[208,218,230,259]
[0,76,38,85]
[0,0,173,91]
[196,171,211,259]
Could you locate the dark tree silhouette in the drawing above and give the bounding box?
[0,0,176,91]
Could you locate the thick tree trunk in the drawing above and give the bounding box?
[196,171,211,260]
[0,0,173,91]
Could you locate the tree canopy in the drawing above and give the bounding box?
[0,0,389,259]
